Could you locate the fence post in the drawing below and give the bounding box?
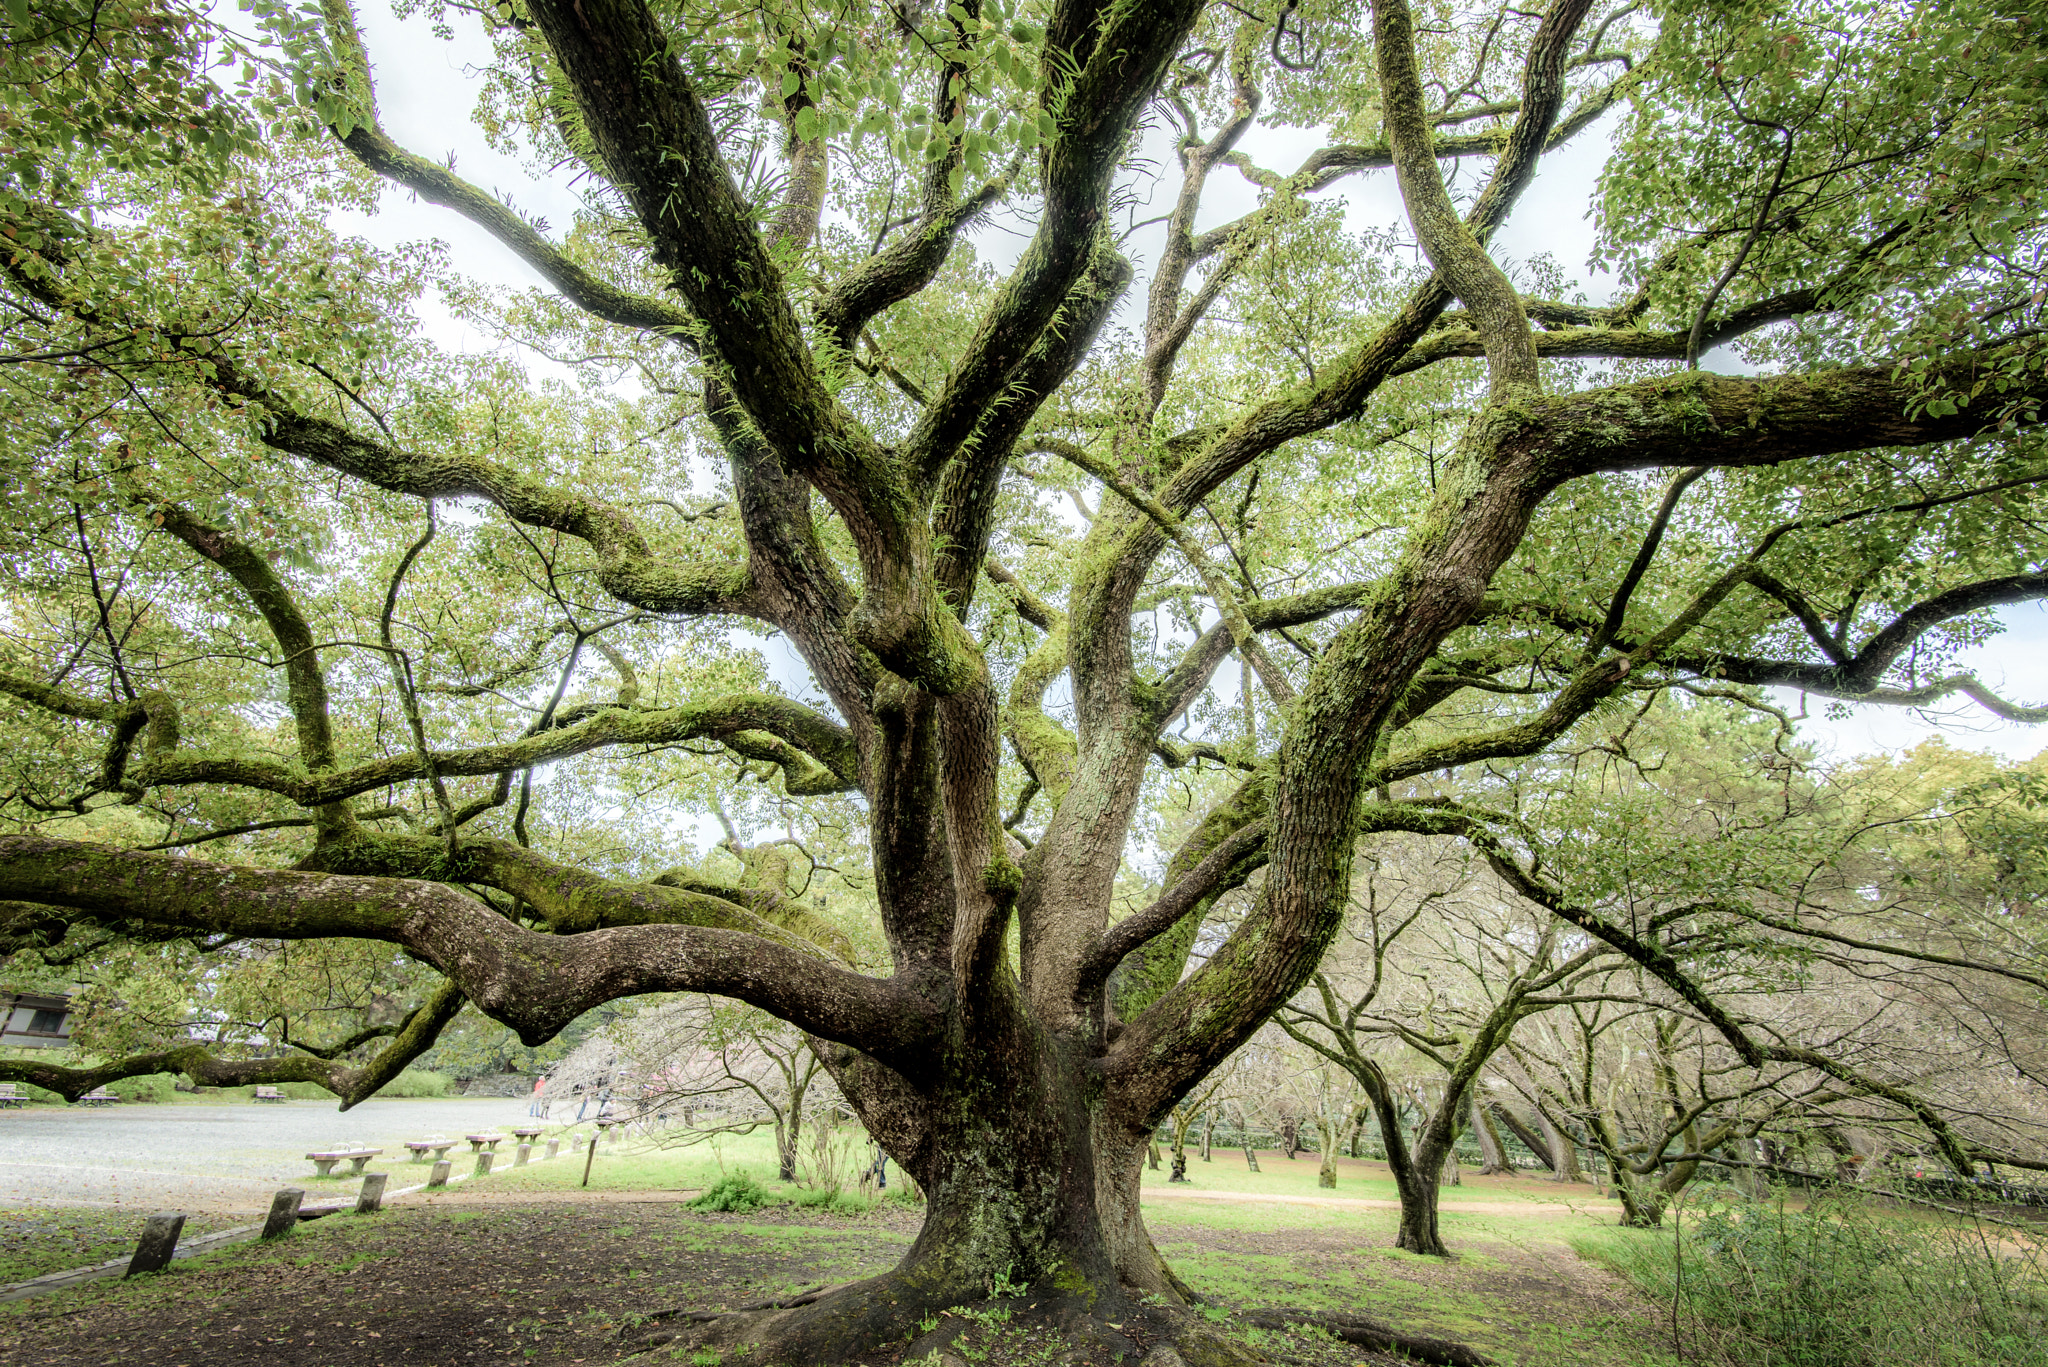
[126,1213,185,1276]
[261,1189,304,1240]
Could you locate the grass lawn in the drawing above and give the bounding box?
[0,1207,252,1283]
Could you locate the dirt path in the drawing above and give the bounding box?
[396,1187,705,1206]
[1141,1184,1594,1217]
[404,1184,1603,1216]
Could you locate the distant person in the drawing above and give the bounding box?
[530,1074,548,1118]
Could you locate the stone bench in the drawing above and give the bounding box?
[464,1134,506,1153]
[404,1138,455,1162]
[79,1087,118,1106]
[0,1083,24,1108]
[510,1126,544,1142]
[253,1085,287,1103]
[306,1148,382,1177]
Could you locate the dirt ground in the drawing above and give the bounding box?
[0,1198,1629,1367]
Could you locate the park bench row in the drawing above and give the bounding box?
[0,1083,116,1106]
[305,1123,622,1177]
[0,1082,280,1106]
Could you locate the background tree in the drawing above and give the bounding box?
[551,993,838,1178]
[1163,1053,1237,1182]
[4,0,2048,1359]
[1282,841,1620,1254]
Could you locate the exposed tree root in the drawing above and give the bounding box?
[624,1276,1491,1367]
[1239,1308,1492,1367]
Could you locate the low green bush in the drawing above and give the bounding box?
[107,1073,177,1103]
[379,1068,452,1098]
[689,1172,774,1213]
[787,1186,875,1216]
[1577,1195,2048,1367]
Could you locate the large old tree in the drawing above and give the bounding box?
[3,0,2047,1357]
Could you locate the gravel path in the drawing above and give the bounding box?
[0,1097,553,1215]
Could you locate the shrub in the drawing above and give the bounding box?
[788,1186,875,1216]
[689,1172,773,1213]
[380,1068,452,1098]
[107,1073,176,1102]
[1577,1195,2048,1367]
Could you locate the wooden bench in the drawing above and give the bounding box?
[465,1133,506,1153]
[0,1082,24,1108]
[404,1138,456,1162]
[253,1085,287,1103]
[306,1147,382,1177]
[79,1087,118,1106]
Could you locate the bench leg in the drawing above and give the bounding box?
[348,1157,372,1175]
[312,1160,338,1178]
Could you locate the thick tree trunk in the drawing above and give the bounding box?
[1583,1113,1661,1228]
[1535,1103,1583,1182]
[775,1113,799,1183]
[1363,1076,1452,1257]
[727,1037,1156,1362]
[1471,1092,1514,1176]
[1490,1102,1555,1171]
[1096,1127,1198,1300]
[1392,1141,1450,1256]
[1613,1171,1664,1227]
[1317,1118,1338,1188]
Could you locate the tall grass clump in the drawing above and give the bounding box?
[1577,1194,2048,1366]
[787,1186,875,1216]
[690,1172,773,1213]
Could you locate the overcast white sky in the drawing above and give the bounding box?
[331,4,2047,767]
